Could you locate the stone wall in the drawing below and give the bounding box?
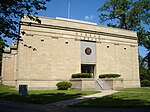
[1,44,17,86]
[70,78,95,91]
[101,78,124,90]
[1,16,140,89]
[96,42,140,88]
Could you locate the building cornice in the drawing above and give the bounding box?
[21,22,137,41]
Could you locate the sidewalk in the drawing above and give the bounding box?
[47,90,117,107]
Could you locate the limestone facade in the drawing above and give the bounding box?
[1,16,140,89]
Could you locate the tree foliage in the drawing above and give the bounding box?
[98,0,150,69]
[98,0,150,30]
[0,0,51,75]
[139,55,150,81]
[0,0,51,42]
[139,54,150,87]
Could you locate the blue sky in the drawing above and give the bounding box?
[38,0,105,24]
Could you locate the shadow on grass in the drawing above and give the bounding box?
[74,95,150,108]
[0,92,83,104]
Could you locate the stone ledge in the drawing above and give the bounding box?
[70,78,95,81]
[70,78,95,91]
[100,78,124,90]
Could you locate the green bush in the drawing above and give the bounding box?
[56,81,72,90]
[141,79,150,87]
[99,74,121,78]
[72,73,92,78]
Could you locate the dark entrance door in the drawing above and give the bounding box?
[81,64,95,78]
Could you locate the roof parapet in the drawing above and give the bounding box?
[56,17,97,25]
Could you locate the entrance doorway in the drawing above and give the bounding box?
[81,64,95,78]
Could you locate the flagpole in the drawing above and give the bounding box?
[68,2,70,18]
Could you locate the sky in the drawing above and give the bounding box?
[38,0,105,24]
[10,0,148,57]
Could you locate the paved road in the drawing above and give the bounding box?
[0,101,150,112]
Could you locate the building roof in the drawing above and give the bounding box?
[21,16,137,39]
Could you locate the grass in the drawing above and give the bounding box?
[74,88,150,108]
[0,85,99,104]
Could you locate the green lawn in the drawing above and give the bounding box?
[0,85,99,104]
[74,88,150,107]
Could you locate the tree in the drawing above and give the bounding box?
[0,0,51,75]
[98,0,150,69]
[138,28,150,69]
[98,0,150,30]
[0,0,51,41]
[139,55,150,81]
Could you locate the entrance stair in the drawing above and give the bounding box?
[95,79,111,90]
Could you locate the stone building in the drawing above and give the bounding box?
[1,16,140,90]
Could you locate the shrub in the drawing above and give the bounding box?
[141,79,150,87]
[56,81,72,90]
[99,74,121,78]
[72,73,92,78]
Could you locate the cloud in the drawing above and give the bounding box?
[84,15,94,20]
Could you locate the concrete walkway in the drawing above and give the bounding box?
[47,90,117,107]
